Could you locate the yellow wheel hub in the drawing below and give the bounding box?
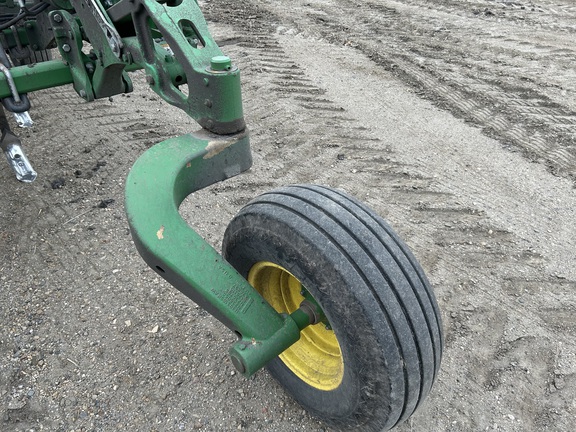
[248,261,344,390]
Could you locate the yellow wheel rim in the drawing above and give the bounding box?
[248,261,344,390]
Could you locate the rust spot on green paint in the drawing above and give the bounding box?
[157,225,165,239]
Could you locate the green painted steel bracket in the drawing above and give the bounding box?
[0,60,74,98]
[125,131,308,377]
[0,0,314,377]
[125,0,246,134]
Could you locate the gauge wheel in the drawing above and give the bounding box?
[222,184,443,431]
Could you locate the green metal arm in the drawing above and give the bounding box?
[124,130,309,377]
[1,1,245,134]
[0,60,73,97]
[0,0,313,377]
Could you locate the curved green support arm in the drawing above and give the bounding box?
[125,130,303,376]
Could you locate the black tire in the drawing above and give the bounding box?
[222,185,443,431]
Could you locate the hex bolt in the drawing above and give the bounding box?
[53,14,62,23]
[204,99,212,108]
[79,90,87,98]
[62,44,71,53]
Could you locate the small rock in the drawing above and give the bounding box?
[7,399,26,410]
[92,160,107,172]
[97,199,115,208]
[554,375,565,390]
[51,178,65,189]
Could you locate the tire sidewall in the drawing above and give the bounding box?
[223,211,393,429]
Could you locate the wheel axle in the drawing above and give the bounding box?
[229,298,325,376]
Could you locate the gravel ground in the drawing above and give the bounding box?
[1,0,575,431]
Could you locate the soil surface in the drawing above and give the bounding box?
[1,0,575,431]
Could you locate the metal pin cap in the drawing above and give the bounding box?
[210,56,232,71]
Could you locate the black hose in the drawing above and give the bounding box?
[0,2,51,31]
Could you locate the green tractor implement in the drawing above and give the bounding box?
[0,1,443,430]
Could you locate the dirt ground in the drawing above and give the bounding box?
[1,0,575,430]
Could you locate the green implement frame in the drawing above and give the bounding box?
[0,0,319,376]
[1,3,445,429]
[124,130,319,377]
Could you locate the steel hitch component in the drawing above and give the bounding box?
[0,37,34,180]
[0,134,37,183]
[0,107,36,182]
[0,39,33,126]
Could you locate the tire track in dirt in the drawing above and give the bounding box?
[3,90,100,276]
[225,0,570,329]
[3,84,184,282]
[270,0,576,181]
[202,1,575,430]
[1,80,221,430]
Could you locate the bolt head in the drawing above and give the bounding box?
[62,44,71,53]
[53,14,63,23]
